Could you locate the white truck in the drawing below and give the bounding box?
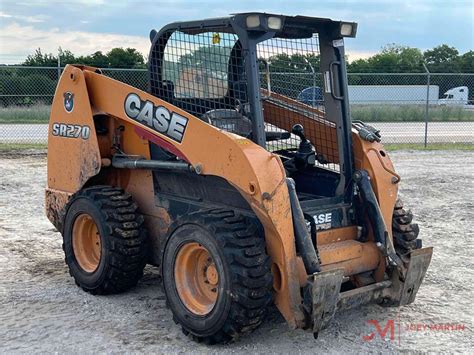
[438,86,469,106]
[347,85,440,105]
[298,85,470,106]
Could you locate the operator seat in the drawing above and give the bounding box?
[160,80,175,104]
[202,109,252,137]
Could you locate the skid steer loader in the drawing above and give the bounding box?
[45,13,432,343]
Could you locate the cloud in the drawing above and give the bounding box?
[0,11,48,23]
[345,49,377,62]
[0,11,13,18]
[0,21,374,65]
[0,22,150,63]
[1,0,471,65]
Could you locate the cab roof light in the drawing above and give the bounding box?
[267,16,283,30]
[340,22,357,37]
[246,15,261,28]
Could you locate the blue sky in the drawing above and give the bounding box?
[0,0,472,64]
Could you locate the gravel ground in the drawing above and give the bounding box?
[0,150,472,353]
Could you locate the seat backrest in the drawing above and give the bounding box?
[202,109,252,137]
[231,81,248,103]
[156,80,175,104]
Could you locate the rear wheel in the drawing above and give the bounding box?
[63,186,148,294]
[392,199,422,256]
[162,209,273,344]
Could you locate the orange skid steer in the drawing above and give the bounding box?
[45,13,432,343]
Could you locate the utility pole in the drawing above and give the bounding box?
[422,62,430,148]
[57,48,61,81]
[304,57,316,107]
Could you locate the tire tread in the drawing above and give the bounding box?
[64,185,147,295]
[166,209,273,344]
[392,199,421,255]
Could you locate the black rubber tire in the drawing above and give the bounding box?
[63,186,148,294]
[392,199,422,255]
[162,209,273,344]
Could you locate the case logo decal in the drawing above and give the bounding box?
[124,93,188,143]
[64,92,74,113]
[313,212,332,230]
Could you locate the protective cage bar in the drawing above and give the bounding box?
[148,27,340,172]
[149,30,250,136]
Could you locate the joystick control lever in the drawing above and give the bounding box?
[291,124,316,168]
[292,124,308,144]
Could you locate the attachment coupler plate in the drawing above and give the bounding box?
[310,247,433,336]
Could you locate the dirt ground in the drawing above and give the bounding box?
[0,150,472,353]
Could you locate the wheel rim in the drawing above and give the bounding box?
[174,242,219,316]
[72,213,102,273]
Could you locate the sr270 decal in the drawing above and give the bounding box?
[51,123,90,139]
[124,93,188,143]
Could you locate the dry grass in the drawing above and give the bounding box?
[351,104,474,122]
[0,104,50,123]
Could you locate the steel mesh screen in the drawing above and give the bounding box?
[148,31,340,171]
[149,30,251,136]
[258,36,340,171]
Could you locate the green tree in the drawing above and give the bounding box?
[76,51,109,67]
[261,53,321,97]
[23,47,77,67]
[458,51,474,72]
[423,44,459,72]
[348,44,424,73]
[58,48,76,65]
[266,53,320,73]
[106,48,145,68]
[178,45,233,73]
[24,48,58,67]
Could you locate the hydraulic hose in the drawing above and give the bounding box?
[354,170,403,267]
[286,178,321,274]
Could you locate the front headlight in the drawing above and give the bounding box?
[246,15,261,28]
[267,16,282,30]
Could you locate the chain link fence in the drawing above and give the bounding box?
[0,66,473,145]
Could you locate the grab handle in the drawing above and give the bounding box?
[329,61,343,100]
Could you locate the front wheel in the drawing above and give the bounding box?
[162,210,273,344]
[392,199,422,256]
